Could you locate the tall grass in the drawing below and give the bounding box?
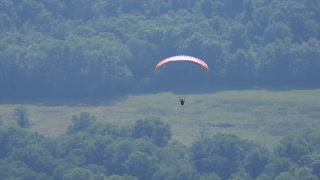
[0,89,319,148]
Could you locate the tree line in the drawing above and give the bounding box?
[0,0,319,100]
[0,111,319,179]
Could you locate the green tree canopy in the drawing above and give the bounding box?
[132,118,172,146]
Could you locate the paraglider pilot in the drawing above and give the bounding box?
[179,97,185,105]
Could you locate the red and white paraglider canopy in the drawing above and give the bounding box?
[155,55,209,72]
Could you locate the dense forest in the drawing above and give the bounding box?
[0,111,319,180]
[1,0,320,100]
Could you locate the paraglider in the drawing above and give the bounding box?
[155,55,209,72]
[155,55,209,105]
[179,97,185,105]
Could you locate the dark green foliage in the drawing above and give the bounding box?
[11,144,54,174]
[87,121,132,138]
[199,173,221,180]
[13,106,31,128]
[67,112,96,134]
[244,146,270,178]
[123,151,158,179]
[1,116,320,179]
[132,118,172,146]
[51,160,77,180]
[62,167,96,180]
[152,141,198,180]
[0,126,32,158]
[0,160,49,180]
[263,157,293,178]
[275,129,320,163]
[104,139,137,175]
[191,134,268,179]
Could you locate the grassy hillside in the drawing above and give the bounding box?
[1,89,320,148]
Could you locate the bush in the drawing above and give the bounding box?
[13,106,31,128]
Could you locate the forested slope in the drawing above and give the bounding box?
[1,0,320,100]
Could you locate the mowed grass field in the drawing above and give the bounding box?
[1,89,320,148]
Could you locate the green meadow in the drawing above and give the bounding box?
[1,89,320,149]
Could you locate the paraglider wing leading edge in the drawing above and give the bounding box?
[155,55,209,72]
